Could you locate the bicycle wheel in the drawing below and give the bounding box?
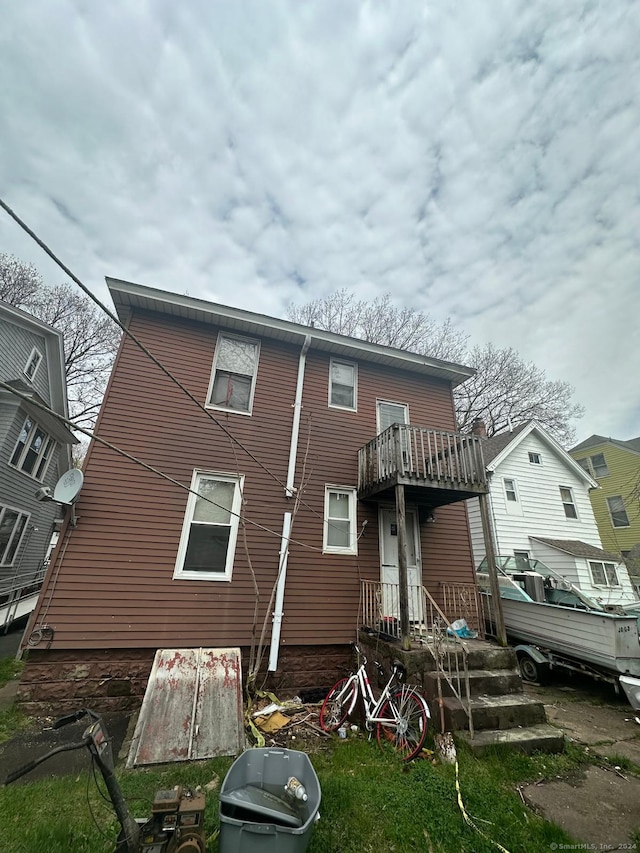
[319,677,357,732]
[376,685,429,761]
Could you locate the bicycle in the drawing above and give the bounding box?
[319,646,430,761]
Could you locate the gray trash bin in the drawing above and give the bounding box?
[219,747,321,853]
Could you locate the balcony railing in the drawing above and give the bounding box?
[358,424,487,498]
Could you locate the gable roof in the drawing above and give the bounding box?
[529,537,620,562]
[570,434,640,457]
[480,420,598,487]
[107,278,475,388]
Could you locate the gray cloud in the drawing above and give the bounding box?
[1,0,639,439]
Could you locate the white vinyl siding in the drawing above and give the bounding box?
[9,417,56,481]
[173,471,243,581]
[329,359,357,410]
[323,486,357,555]
[206,334,260,415]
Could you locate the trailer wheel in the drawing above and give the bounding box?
[517,652,549,684]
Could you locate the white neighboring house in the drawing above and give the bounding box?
[467,420,638,608]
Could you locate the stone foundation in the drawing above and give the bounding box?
[17,644,353,715]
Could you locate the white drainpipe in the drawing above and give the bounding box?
[269,334,311,671]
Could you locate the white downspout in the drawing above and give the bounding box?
[269,334,311,671]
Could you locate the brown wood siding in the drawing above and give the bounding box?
[29,310,474,652]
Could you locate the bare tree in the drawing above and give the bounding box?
[287,291,583,445]
[454,343,584,445]
[287,289,469,362]
[1,255,120,428]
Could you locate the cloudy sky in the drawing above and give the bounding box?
[1,0,638,443]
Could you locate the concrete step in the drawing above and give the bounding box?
[455,724,565,755]
[441,692,547,732]
[465,645,518,671]
[423,668,523,701]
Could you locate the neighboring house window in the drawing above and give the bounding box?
[514,550,530,570]
[589,453,609,478]
[207,334,260,414]
[10,417,56,481]
[174,471,243,581]
[503,478,518,502]
[0,505,29,566]
[576,457,590,473]
[607,495,630,528]
[528,452,542,465]
[24,348,43,382]
[329,359,357,410]
[589,561,619,587]
[323,486,357,554]
[559,486,578,519]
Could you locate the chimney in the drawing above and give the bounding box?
[471,418,487,438]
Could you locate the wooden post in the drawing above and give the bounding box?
[395,483,411,651]
[478,492,507,646]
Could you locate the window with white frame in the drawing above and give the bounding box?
[607,495,629,528]
[513,550,530,570]
[329,359,357,410]
[0,505,29,566]
[528,452,542,465]
[323,487,357,554]
[589,453,609,478]
[503,478,518,502]
[207,334,260,414]
[559,486,578,519]
[589,560,619,587]
[173,471,243,581]
[10,417,56,481]
[24,348,43,382]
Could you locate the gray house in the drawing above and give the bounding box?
[0,300,77,628]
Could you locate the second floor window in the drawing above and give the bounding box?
[559,486,578,519]
[323,486,357,554]
[329,359,357,410]
[24,348,43,382]
[10,417,56,481]
[0,505,29,566]
[607,495,629,528]
[504,478,518,502]
[589,560,619,587]
[576,453,609,478]
[207,334,259,414]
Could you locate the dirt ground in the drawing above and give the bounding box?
[522,673,640,847]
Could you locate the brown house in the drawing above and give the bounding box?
[19,280,488,711]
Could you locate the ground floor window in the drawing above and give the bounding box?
[173,471,243,581]
[0,505,30,566]
[323,486,357,554]
[588,560,619,587]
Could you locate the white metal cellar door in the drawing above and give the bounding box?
[126,647,244,768]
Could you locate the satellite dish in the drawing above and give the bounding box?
[53,469,84,505]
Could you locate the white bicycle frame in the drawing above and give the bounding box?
[339,657,430,729]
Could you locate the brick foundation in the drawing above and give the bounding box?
[17,644,354,715]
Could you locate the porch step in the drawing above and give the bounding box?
[455,724,565,755]
[441,693,547,732]
[465,645,518,671]
[423,668,523,701]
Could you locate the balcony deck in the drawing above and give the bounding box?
[358,423,488,504]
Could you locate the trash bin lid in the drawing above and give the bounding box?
[219,785,303,828]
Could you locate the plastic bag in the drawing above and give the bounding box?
[447,618,478,639]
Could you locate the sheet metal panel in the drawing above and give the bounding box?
[127,647,243,767]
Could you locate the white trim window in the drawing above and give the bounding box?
[528,452,542,465]
[174,471,243,581]
[503,478,518,502]
[24,348,43,382]
[329,359,357,410]
[0,505,30,566]
[559,486,578,519]
[10,417,56,481]
[589,560,620,587]
[589,453,609,478]
[323,486,358,555]
[607,495,629,528]
[207,333,260,414]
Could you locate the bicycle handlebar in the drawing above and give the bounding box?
[4,738,90,785]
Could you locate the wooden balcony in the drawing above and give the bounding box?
[358,423,488,504]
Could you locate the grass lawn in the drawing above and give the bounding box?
[1,714,593,853]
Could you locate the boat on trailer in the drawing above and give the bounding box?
[477,557,640,703]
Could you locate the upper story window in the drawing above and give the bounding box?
[0,505,29,566]
[323,486,357,555]
[528,452,542,465]
[559,486,578,519]
[329,359,357,410]
[24,348,43,382]
[503,478,518,502]
[576,454,609,478]
[207,334,260,415]
[173,471,243,581]
[10,417,56,481]
[607,495,629,528]
[589,560,619,587]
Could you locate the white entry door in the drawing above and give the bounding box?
[380,507,423,621]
